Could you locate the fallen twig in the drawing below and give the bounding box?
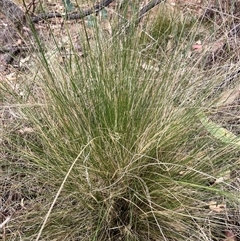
[0,216,11,229]
[136,0,164,25]
[31,0,164,26]
[31,0,115,23]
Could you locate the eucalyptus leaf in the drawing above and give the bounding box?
[100,8,108,19]
[200,114,240,146]
[62,0,74,12]
[87,15,95,27]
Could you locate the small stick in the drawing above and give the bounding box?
[0,216,11,229]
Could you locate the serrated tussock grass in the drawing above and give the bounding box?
[6,16,240,241]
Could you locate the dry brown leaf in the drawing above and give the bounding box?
[17,127,34,134]
[208,201,226,213]
[192,42,202,52]
[223,230,237,241]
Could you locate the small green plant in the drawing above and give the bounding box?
[139,3,199,59]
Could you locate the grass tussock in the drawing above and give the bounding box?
[2,5,240,241]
